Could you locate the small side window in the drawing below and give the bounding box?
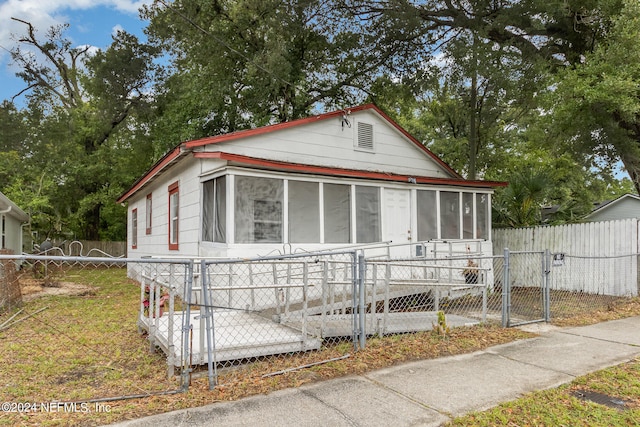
[131,209,138,249]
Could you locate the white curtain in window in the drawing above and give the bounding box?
[356,186,380,243]
[235,176,283,243]
[202,177,226,242]
[289,181,320,243]
[324,183,351,243]
[417,190,437,241]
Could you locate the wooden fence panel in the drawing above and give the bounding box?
[493,219,639,296]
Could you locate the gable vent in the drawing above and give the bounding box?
[357,122,374,150]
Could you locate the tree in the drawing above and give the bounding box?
[547,0,640,194]
[142,0,423,153]
[7,20,159,240]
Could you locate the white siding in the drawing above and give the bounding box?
[199,110,452,178]
[588,197,640,222]
[129,158,203,258]
[2,214,24,254]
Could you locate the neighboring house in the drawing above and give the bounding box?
[584,193,640,222]
[0,191,29,255]
[117,104,506,259]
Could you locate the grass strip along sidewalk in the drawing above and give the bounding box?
[0,267,639,426]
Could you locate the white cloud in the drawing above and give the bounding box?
[0,0,150,60]
[0,0,152,101]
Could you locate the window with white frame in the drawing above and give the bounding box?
[235,176,283,243]
[168,182,179,250]
[440,191,460,239]
[476,193,489,239]
[463,192,474,239]
[1,215,5,249]
[288,180,319,243]
[324,183,351,243]
[131,208,138,249]
[145,193,152,235]
[417,190,438,240]
[355,186,380,243]
[202,177,227,242]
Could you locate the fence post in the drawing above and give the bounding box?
[180,261,194,391]
[502,248,510,328]
[351,252,358,351]
[200,260,217,390]
[544,249,551,322]
[358,252,366,350]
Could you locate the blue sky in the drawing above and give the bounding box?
[0,0,151,104]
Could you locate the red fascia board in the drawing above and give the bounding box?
[194,152,506,188]
[117,147,183,203]
[183,104,376,149]
[184,103,462,180]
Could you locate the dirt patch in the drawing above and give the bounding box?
[19,278,95,301]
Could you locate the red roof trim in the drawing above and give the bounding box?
[118,104,490,203]
[194,152,506,188]
[184,103,462,179]
[117,147,182,203]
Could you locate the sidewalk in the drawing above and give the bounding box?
[109,316,640,427]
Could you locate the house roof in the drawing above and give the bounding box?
[0,191,29,222]
[117,103,506,203]
[584,193,640,219]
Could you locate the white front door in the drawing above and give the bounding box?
[383,189,412,257]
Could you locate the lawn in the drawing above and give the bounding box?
[448,357,640,426]
[0,266,639,426]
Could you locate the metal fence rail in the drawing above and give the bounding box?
[1,246,638,397]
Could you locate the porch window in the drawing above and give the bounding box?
[235,176,283,243]
[1,215,5,249]
[145,194,152,235]
[463,192,474,239]
[440,191,460,239]
[355,186,380,243]
[202,177,227,243]
[417,190,437,240]
[131,208,138,249]
[324,183,351,243]
[289,181,319,243]
[477,193,489,239]
[168,181,179,250]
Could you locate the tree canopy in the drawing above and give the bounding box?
[1,0,638,243]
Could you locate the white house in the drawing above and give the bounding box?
[0,191,29,255]
[118,104,506,259]
[584,193,640,222]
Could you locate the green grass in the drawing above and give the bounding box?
[448,359,640,426]
[1,267,639,426]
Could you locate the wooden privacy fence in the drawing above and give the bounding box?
[493,219,640,296]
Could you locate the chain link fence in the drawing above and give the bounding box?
[0,255,183,411]
[1,246,638,409]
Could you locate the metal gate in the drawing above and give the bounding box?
[501,249,550,327]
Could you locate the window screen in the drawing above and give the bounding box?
[356,186,380,243]
[324,183,351,243]
[463,193,474,239]
[477,193,489,239]
[235,176,283,243]
[417,190,437,240]
[289,181,320,243]
[440,191,460,239]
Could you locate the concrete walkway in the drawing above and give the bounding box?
[109,316,640,427]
